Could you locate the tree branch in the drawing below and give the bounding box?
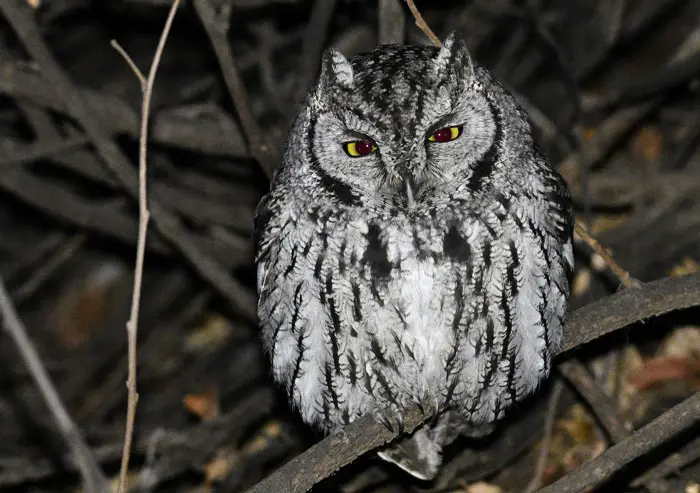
[0,276,109,493]
[193,0,276,178]
[0,0,256,322]
[115,1,180,491]
[534,390,700,493]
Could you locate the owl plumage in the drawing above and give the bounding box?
[254,33,574,480]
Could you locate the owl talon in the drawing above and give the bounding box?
[332,425,351,444]
[372,408,405,436]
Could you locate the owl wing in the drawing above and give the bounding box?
[533,143,574,247]
[253,193,275,301]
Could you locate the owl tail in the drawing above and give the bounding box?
[376,411,466,481]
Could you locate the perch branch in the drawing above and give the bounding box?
[0,276,109,493]
[244,272,700,493]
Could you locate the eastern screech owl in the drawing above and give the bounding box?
[254,33,574,480]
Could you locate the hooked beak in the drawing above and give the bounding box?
[403,175,417,207]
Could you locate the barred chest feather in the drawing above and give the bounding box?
[257,200,572,433]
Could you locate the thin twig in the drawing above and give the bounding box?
[404,0,441,46]
[574,220,642,289]
[0,276,109,493]
[110,40,146,89]
[193,0,276,178]
[116,1,181,492]
[526,380,564,492]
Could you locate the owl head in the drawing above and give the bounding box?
[281,32,530,211]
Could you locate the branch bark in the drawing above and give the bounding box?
[534,391,700,493]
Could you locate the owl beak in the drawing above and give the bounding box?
[403,176,416,207]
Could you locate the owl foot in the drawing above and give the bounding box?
[331,425,351,444]
[371,407,405,435]
[377,426,442,481]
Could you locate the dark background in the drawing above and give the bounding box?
[0,1,699,492]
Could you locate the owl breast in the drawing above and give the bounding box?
[257,198,572,433]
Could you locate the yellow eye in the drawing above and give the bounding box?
[344,140,377,157]
[428,125,462,143]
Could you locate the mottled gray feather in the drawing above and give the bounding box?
[255,32,573,480]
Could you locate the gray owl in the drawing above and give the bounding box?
[254,33,574,480]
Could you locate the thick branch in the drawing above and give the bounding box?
[535,391,700,493]
[244,405,429,493]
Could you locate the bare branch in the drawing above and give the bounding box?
[0,0,257,322]
[110,39,147,90]
[574,221,642,289]
[404,0,441,46]
[0,276,109,493]
[534,391,700,493]
[116,1,181,492]
[193,0,276,178]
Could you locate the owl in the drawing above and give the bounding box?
[254,33,574,480]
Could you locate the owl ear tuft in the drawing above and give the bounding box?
[319,48,354,91]
[433,32,474,83]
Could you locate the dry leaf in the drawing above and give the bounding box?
[52,263,126,349]
[26,0,40,8]
[659,326,700,359]
[629,356,695,390]
[617,346,650,421]
[242,420,282,454]
[632,125,663,161]
[572,269,591,297]
[183,388,220,420]
[558,404,596,445]
[464,482,502,493]
[184,314,233,352]
[668,257,700,277]
[582,127,596,141]
[204,448,238,484]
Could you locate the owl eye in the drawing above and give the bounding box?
[428,125,462,143]
[343,140,377,157]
